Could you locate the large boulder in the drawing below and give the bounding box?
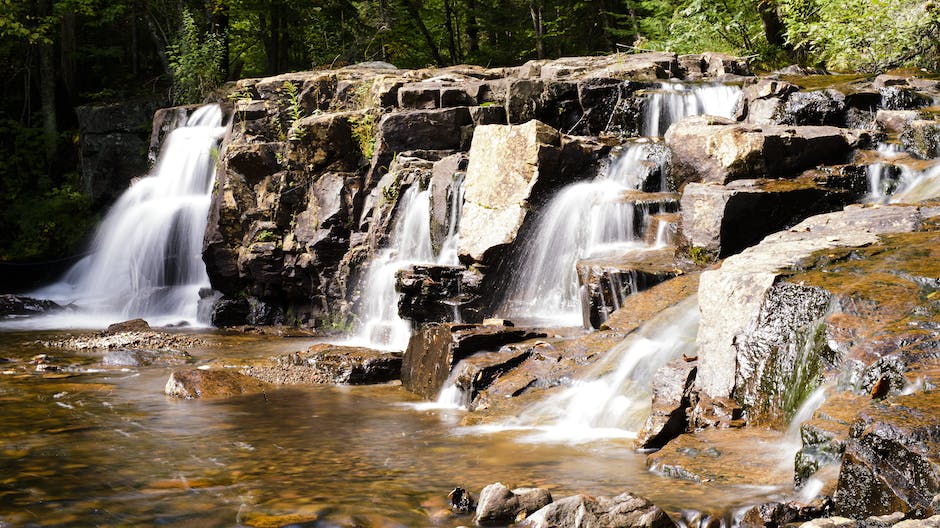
[901,120,940,160]
[666,116,862,186]
[680,178,856,259]
[458,120,561,264]
[694,205,933,422]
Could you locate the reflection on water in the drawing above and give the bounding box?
[0,332,783,527]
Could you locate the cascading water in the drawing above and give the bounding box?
[891,162,940,203]
[498,296,700,442]
[866,143,904,201]
[347,176,464,351]
[642,83,742,137]
[499,83,741,326]
[498,143,660,326]
[28,105,226,327]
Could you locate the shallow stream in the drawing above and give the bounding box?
[0,331,784,527]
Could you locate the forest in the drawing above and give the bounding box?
[1,0,939,263]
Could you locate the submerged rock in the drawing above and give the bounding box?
[522,492,675,528]
[165,368,272,399]
[242,344,401,385]
[101,348,192,367]
[475,482,553,526]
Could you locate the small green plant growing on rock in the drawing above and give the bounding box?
[689,246,713,266]
[380,180,401,205]
[255,230,279,243]
[351,113,377,160]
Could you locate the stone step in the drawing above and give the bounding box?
[576,245,693,329]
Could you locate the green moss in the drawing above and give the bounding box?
[255,230,279,243]
[689,246,714,266]
[350,112,377,160]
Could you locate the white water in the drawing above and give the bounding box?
[499,142,664,326]
[866,143,905,201]
[16,105,226,329]
[891,163,940,203]
[642,83,742,137]
[346,175,465,351]
[496,296,700,443]
[346,186,434,351]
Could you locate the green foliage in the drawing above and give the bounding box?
[689,246,713,266]
[255,229,279,243]
[166,9,225,104]
[778,0,940,72]
[2,180,97,261]
[351,112,377,160]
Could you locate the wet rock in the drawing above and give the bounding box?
[449,345,534,409]
[695,205,929,409]
[636,357,697,449]
[576,246,688,329]
[646,428,792,486]
[735,79,798,124]
[106,319,151,334]
[211,296,251,327]
[877,110,920,134]
[101,349,192,367]
[401,324,547,399]
[798,517,856,528]
[0,295,61,317]
[165,368,272,399]
[901,120,940,160]
[396,265,465,325]
[77,98,165,204]
[429,153,469,253]
[740,500,833,528]
[833,391,940,518]
[680,178,855,259]
[666,116,859,186]
[880,86,932,110]
[243,344,401,385]
[781,89,846,126]
[522,492,675,528]
[457,120,561,264]
[601,272,701,335]
[370,107,473,186]
[795,392,869,487]
[475,482,553,526]
[449,487,477,514]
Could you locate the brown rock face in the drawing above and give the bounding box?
[522,492,676,528]
[401,324,546,399]
[666,115,860,187]
[164,368,272,399]
[241,344,401,385]
[834,392,940,518]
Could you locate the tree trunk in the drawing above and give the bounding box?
[757,0,794,54]
[37,0,57,168]
[465,0,479,55]
[442,0,459,63]
[529,0,544,59]
[402,0,444,66]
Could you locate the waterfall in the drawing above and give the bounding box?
[866,143,904,201]
[346,185,434,351]
[505,296,700,442]
[641,83,742,137]
[891,163,940,203]
[30,104,225,327]
[498,142,664,326]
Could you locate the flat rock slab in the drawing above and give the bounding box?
[647,427,793,486]
[601,271,702,335]
[165,368,272,399]
[242,344,401,385]
[42,331,208,351]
